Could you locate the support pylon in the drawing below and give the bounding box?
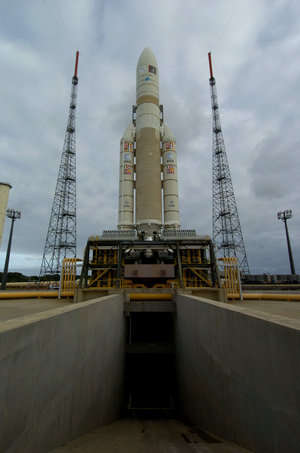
[208,52,250,274]
[40,52,79,279]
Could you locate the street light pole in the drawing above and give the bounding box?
[277,210,296,275]
[1,209,21,290]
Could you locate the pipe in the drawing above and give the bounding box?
[0,291,74,299]
[228,293,300,301]
[1,290,298,302]
[129,293,172,301]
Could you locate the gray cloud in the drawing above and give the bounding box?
[251,134,299,199]
[0,0,299,276]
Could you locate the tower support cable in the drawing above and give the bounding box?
[40,51,79,279]
[208,52,250,274]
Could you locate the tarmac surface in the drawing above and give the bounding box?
[0,293,299,323]
[0,297,71,322]
[231,298,300,319]
[49,419,251,453]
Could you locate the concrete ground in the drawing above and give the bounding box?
[1,292,299,323]
[0,297,71,322]
[245,289,300,294]
[230,299,300,320]
[49,419,251,453]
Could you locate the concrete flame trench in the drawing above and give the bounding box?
[0,291,299,453]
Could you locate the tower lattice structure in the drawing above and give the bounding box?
[40,52,79,278]
[208,52,250,274]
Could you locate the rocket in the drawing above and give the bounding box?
[118,47,180,236]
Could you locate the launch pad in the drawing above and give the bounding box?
[78,47,223,298]
[79,229,220,291]
[74,48,227,418]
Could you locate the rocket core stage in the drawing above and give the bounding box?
[118,47,180,236]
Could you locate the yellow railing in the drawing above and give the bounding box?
[61,258,81,291]
[218,257,242,299]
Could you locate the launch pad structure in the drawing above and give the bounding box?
[78,48,222,296]
[76,48,225,419]
[79,229,220,292]
[208,52,250,274]
[40,52,79,279]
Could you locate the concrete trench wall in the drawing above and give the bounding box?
[175,293,300,453]
[0,294,125,453]
[2,291,300,453]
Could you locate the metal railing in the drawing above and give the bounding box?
[218,257,243,300]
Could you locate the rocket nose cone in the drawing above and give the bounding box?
[137,47,158,69]
[136,47,159,101]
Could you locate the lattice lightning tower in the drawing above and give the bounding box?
[208,52,250,274]
[40,52,79,278]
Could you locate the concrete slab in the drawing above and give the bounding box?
[0,298,71,322]
[231,299,300,320]
[175,293,300,453]
[0,294,125,453]
[49,419,251,453]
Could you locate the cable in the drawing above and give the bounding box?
[214,0,240,50]
[52,0,75,48]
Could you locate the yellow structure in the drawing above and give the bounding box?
[60,258,81,291]
[0,291,74,299]
[219,257,242,299]
[79,234,220,291]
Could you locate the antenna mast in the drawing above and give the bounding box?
[208,52,250,274]
[40,51,79,279]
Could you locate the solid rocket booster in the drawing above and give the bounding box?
[118,47,180,234]
[161,123,180,229]
[118,124,135,229]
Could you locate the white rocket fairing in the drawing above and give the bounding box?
[118,47,180,235]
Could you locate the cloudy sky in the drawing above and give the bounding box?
[0,0,299,276]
